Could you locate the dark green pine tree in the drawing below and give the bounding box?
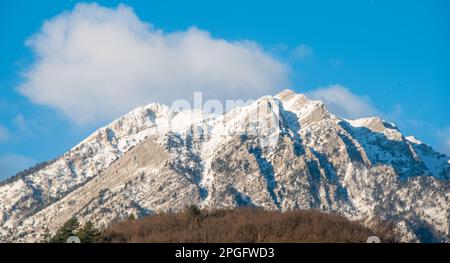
[187,204,202,218]
[40,228,52,243]
[77,221,101,243]
[49,218,80,243]
[128,213,136,220]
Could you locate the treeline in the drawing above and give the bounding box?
[0,159,57,186]
[45,206,395,243]
[102,206,395,243]
[42,218,102,243]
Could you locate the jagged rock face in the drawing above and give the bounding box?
[0,90,449,242]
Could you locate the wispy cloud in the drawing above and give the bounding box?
[0,124,10,143]
[307,85,379,119]
[13,114,34,137]
[19,3,290,124]
[437,127,450,156]
[292,44,314,62]
[0,154,37,180]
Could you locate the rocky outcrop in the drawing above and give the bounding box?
[1,90,448,242]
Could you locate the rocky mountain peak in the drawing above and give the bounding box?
[0,90,448,243]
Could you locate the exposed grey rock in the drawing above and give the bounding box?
[0,90,448,242]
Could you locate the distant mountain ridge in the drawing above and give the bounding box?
[0,89,448,242]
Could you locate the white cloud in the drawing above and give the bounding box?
[445,139,450,155]
[13,114,34,137]
[0,124,10,143]
[19,3,290,124]
[437,127,450,156]
[292,44,314,61]
[0,154,37,180]
[307,85,379,119]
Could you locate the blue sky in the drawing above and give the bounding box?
[0,0,449,180]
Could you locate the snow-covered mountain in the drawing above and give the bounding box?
[0,90,449,242]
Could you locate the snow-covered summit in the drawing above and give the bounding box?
[0,90,448,242]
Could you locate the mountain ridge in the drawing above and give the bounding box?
[0,89,449,242]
